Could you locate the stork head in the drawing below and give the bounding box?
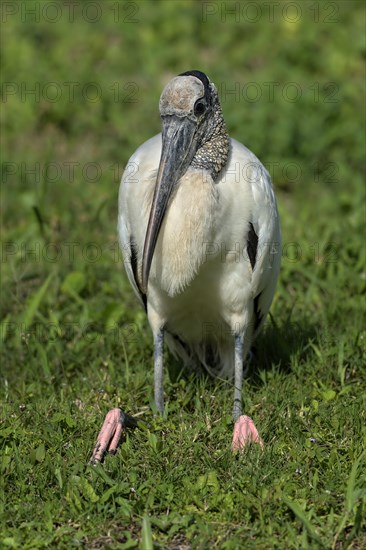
[142,70,229,292]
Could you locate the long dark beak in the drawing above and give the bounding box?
[141,115,198,292]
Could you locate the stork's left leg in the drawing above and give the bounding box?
[232,334,264,451]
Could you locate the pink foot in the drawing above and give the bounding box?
[232,415,264,452]
[90,407,137,464]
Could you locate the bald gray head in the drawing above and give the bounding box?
[160,75,208,120]
[158,71,229,174]
[142,71,230,291]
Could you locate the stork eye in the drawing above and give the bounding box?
[194,100,206,116]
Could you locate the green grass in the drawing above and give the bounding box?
[1,1,365,548]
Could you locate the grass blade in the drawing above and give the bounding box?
[346,454,362,513]
[284,497,323,546]
[141,515,153,550]
[22,272,54,330]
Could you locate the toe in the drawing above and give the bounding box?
[232,415,264,452]
[108,420,124,454]
[90,408,122,464]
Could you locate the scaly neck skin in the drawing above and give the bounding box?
[191,92,230,180]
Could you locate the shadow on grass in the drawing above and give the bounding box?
[166,315,318,396]
[250,315,318,381]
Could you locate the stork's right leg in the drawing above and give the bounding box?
[90,408,138,464]
[154,329,164,414]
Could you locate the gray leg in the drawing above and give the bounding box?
[154,329,164,414]
[233,334,244,421]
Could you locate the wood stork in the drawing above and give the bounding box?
[91,70,281,463]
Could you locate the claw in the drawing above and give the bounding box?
[232,414,264,452]
[90,407,137,464]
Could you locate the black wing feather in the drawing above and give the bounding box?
[130,237,147,311]
[247,222,258,270]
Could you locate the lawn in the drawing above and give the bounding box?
[1,1,365,548]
